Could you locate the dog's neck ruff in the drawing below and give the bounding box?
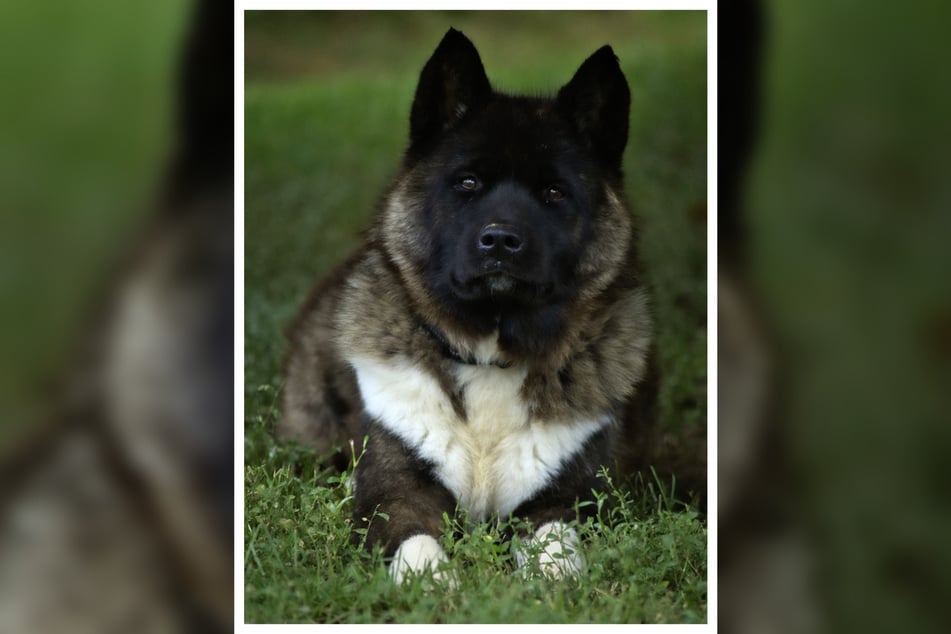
[421,322,513,369]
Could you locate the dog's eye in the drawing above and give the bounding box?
[545,186,566,202]
[455,175,481,192]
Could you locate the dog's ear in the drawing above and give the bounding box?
[557,46,631,174]
[409,28,491,153]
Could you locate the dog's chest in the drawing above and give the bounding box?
[351,357,607,520]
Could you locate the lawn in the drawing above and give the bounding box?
[244,11,707,624]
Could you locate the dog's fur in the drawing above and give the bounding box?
[280,28,656,580]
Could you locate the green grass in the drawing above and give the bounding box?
[246,399,706,624]
[245,11,707,623]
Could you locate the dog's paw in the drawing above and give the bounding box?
[389,534,456,587]
[514,521,585,579]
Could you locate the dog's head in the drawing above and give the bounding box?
[379,28,634,356]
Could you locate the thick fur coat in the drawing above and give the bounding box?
[280,28,656,580]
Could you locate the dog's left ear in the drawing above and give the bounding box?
[557,46,631,174]
[409,28,492,155]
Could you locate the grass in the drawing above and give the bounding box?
[246,399,706,624]
[244,11,707,624]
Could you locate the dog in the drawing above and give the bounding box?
[279,27,655,582]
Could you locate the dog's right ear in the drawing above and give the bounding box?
[409,28,491,154]
[557,45,631,175]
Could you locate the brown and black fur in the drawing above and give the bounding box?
[279,28,657,560]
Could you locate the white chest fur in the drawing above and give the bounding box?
[350,356,610,520]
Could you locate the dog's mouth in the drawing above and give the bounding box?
[450,269,552,304]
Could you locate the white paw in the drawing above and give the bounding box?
[514,521,585,579]
[389,534,453,585]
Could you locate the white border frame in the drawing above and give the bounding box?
[235,3,717,630]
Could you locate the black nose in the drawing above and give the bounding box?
[478,224,524,259]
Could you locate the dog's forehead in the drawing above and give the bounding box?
[450,97,581,172]
[482,96,563,140]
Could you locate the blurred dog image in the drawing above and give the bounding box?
[0,1,233,631]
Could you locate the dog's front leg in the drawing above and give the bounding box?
[509,448,607,579]
[352,423,456,584]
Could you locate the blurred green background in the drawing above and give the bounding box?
[0,0,190,443]
[743,2,951,632]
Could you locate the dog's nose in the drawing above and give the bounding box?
[478,224,524,259]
